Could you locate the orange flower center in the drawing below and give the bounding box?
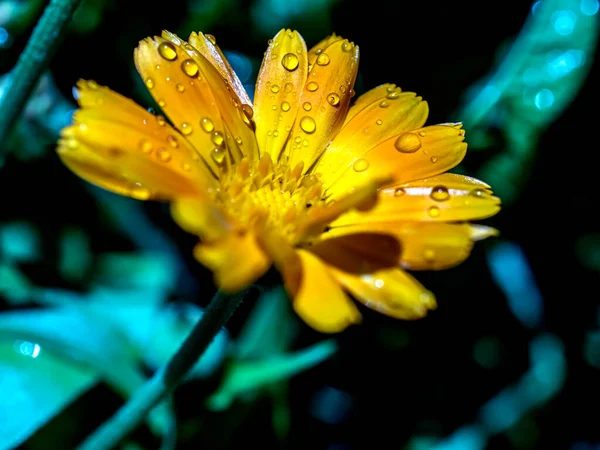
[212,154,326,243]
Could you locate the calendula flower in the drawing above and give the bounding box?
[57,29,500,333]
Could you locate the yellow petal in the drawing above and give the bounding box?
[282,36,360,171]
[324,123,468,199]
[322,222,498,270]
[331,174,500,226]
[187,31,252,107]
[171,198,232,243]
[314,85,428,187]
[307,33,341,65]
[284,249,361,333]
[57,80,212,200]
[254,29,308,160]
[328,266,437,320]
[194,231,271,293]
[135,34,258,174]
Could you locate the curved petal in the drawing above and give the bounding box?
[187,31,252,107]
[135,33,258,174]
[328,266,437,320]
[57,80,213,200]
[194,231,271,293]
[321,222,498,270]
[307,233,401,273]
[284,250,361,333]
[170,198,232,243]
[254,29,308,160]
[330,174,500,226]
[281,35,360,171]
[325,123,468,199]
[314,85,428,188]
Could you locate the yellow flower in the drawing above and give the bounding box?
[57,29,500,333]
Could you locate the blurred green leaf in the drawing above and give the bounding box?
[0,221,40,263]
[0,340,96,450]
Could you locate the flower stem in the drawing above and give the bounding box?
[0,0,83,149]
[76,290,245,450]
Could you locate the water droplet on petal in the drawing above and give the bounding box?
[430,185,450,201]
[181,162,191,172]
[386,91,400,99]
[394,187,405,197]
[167,135,179,148]
[316,53,330,65]
[353,159,369,172]
[157,148,171,162]
[158,42,177,61]
[157,115,166,126]
[394,132,422,153]
[281,53,299,71]
[419,131,426,137]
[302,102,312,111]
[327,93,340,106]
[181,59,199,77]
[211,131,224,146]
[430,156,437,163]
[270,84,280,93]
[158,99,166,108]
[341,41,354,52]
[181,123,193,135]
[200,118,214,133]
[281,101,290,112]
[206,34,216,45]
[212,147,226,164]
[145,78,154,89]
[294,136,302,143]
[379,101,389,108]
[470,188,485,197]
[139,140,153,153]
[376,119,383,125]
[300,116,316,134]
[241,104,254,120]
[176,83,185,93]
[428,205,440,217]
[306,81,319,92]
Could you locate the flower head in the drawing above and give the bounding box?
[57,29,500,333]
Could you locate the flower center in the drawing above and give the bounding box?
[212,154,326,243]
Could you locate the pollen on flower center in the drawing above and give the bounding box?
[213,154,326,243]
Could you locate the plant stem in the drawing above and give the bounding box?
[77,290,245,450]
[0,0,83,149]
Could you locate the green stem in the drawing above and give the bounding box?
[76,290,245,450]
[0,0,83,148]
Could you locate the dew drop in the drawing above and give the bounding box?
[353,159,369,172]
[181,59,199,77]
[376,119,383,125]
[131,186,151,200]
[176,83,185,93]
[394,132,421,153]
[145,78,154,89]
[419,131,426,137]
[379,101,389,108]
[341,41,354,52]
[294,136,302,143]
[386,91,400,99]
[181,123,193,135]
[157,148,171,162]
[394,187,405,197]
[241,104,254,119]
[327,93,341,106]
[300,116,316,134]
[212,147,226,164]
[157,115,166,127]
[430,156,438,163]
[158,99,166,108]
[281,101,291,112]
[273,130,279,137]
[428,206,440,218]
[206,34,216,45]
[306,81,319,92]
[302,102,312,111]
[270,84,280,93]
[236,137,243,145]
[284,82,293,93]
[181,162,191,172]
[470,188,485,197]
[271,105,277,111]
[158,42,177,61]
[316,53,330,66]
[167,135,179,148]
[200,118,214,133]
[430,185,450,201]
[211,131,224,146]
[281,53,299,71]
[423,248,435,261]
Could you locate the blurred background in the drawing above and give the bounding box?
[0,0,599,449]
